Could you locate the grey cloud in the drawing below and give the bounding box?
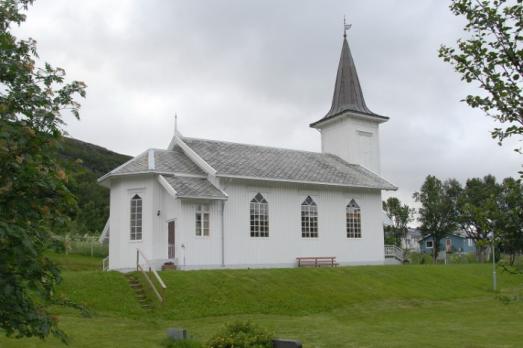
[16,0,522,214]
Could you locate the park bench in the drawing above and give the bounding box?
[296,256,338,268]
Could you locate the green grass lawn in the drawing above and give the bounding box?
[2,254,523,347]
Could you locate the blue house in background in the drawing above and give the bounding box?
[419,233,476,254]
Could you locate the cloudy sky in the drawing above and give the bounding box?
[15,0,522,210]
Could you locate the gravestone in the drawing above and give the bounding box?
[272,338,303,348]
[166,328,187,341]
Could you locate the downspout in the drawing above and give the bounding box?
[221,199,225,267]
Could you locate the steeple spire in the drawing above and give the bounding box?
[310,21,387,128]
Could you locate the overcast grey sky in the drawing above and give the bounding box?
[16,0,522,210]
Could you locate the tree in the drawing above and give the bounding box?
[382,197,414,248]
[496,177,523,265]
[439,0,523,152]
[413,176,462,262]
[457,175,501,261]
[0,0,86,341]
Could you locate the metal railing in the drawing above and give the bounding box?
[136,249,167,303]
[385,244,405,262]
[102,256,109,271]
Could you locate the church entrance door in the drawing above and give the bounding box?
[168,220,175,259]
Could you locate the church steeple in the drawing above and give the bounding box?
[311,23,387,128]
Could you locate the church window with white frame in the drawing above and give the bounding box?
[250,193,269,237]
[346,199,361,238]
[130,194,142,240]
[301,196,318,238]
[195,204,210,237]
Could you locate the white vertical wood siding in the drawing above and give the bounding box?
[108,175,384,270]
[108,175,156,270]
[221,179,384,268]
[320,116,381,174]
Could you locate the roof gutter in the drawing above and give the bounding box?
[215,173,397,191]
[310,110,389,129]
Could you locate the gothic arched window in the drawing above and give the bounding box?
[130,194,143,240]
[346,199,361,238]
[301,196,318,238]
[250,193,269,237]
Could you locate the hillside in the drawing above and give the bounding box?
[58,137,131,235]
[1,259,523,347]
[60,137,131,177]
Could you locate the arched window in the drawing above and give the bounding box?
[346,199,361,238]
[250,193,269,237]
[130,194,142,240]
[301,196,318,238]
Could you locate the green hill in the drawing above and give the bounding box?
[58,137,131,235]
[1,258,523,347]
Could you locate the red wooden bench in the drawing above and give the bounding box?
[296,256,338,267]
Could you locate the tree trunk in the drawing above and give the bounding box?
[476,245,488,263]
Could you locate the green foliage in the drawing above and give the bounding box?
[496,178,523,265]
[413,176,462,262]
[407,252,434,264]
[59,138,130,236]
[457,175,501,261]
[415,174,523,265]
[439,0,523,151]
[383,197,414,247]
[207,321,273,348]
[448,252,479,264]
[0,0,86,341]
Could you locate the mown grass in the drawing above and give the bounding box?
[1,254,523,347]
[47,252,103,272]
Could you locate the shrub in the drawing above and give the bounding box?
[407,252,433,264]
[207,321,273,348]
[449,253,477,264]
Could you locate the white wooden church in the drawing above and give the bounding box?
[99,29,396,271]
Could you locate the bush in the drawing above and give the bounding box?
[407,252,433,264]
[207,321,273,348]
[448,253,477,264]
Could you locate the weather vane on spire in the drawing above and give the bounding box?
[343,15,352,38]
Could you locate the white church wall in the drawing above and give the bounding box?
[108,175,385,270]
[219,179,385,268]
[320,115,381,173]
[108,175,157,270]
[175,199,224,269]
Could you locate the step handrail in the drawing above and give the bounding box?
[136,249,167,303]
[384,244,405,262]
[102,256,109,271]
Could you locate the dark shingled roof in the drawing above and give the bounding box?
[163,175,227,199]
[310,35,388,128]
[100,139,396,191]
[109,147,205,176]
[184,138,396,190]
